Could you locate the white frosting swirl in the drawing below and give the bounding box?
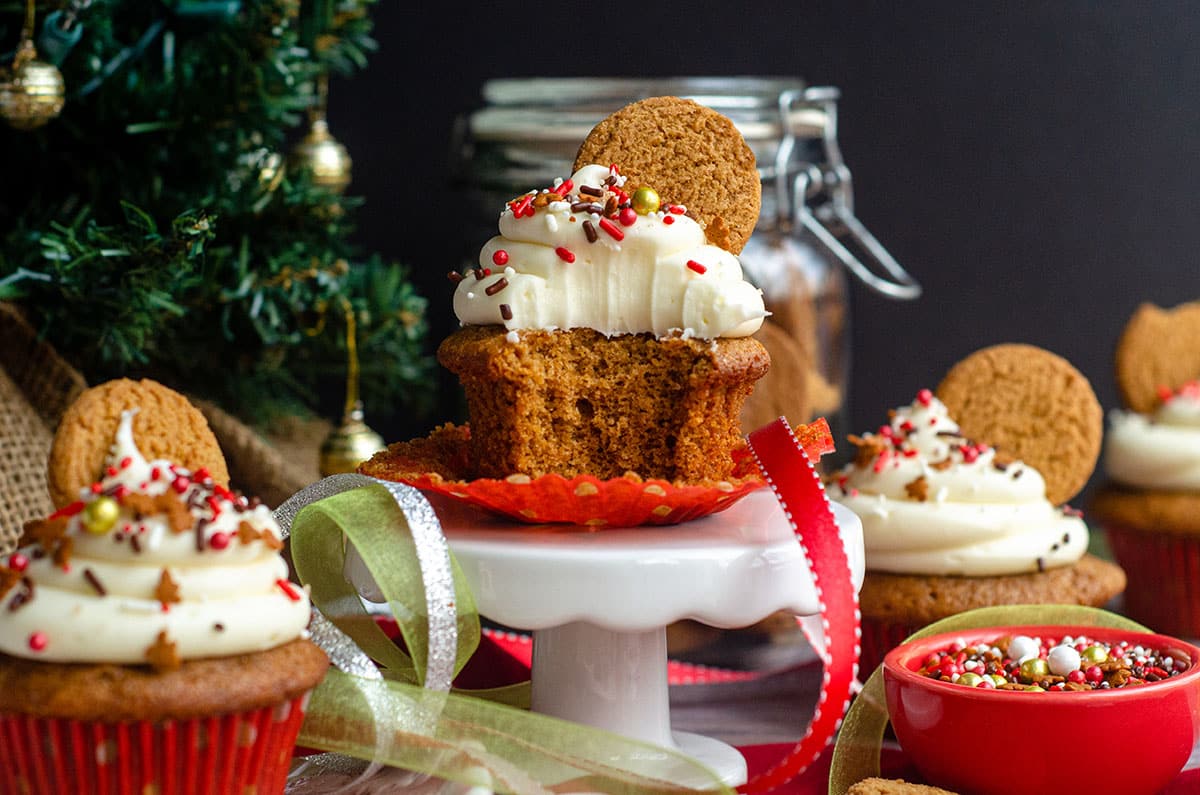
[0,411,311,664]
[1105,387,1200,490]
[832,392,1088,576]
[453,164,767,339]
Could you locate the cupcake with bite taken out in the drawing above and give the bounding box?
[829,345,1126,673]
[0,378,326,795]
[434,96,770,485]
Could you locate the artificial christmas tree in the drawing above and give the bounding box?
[0,0,431,439]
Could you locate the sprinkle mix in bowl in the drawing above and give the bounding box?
[916,632,1188,692]
[884,624,1200,795]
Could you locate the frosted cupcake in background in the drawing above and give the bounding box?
[830,345,1126,673]
[0,378,326,795]
[1091,301,1200,637]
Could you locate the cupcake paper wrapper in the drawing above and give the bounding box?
[859,617,919,678]
[359,420,833,528]
[1105,523,1200,638]
[0,694,309,795]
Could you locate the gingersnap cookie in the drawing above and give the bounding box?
[935,344,1101,506]
[573,96,761,254]
[847,779,961,795]
[1115,301,1200,414]
[47,378,229,508]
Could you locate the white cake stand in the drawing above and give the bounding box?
[402,488,866,786]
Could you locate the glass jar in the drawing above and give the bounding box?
[450,77,920,448]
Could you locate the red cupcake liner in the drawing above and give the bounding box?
[1105,523,1200,638]
[360,419,834,528]
[859,617,919,678]
[0,694,310,795]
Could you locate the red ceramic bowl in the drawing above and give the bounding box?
[884,625,1200,795]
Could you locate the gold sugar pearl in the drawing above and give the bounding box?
[631,186,660,215]
[82,496,120,535]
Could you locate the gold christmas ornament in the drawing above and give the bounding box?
[319,401,385,476]
[319,298,384,476]
[291,117,352,193]
[290,74,351,193]
[0,5,66,131]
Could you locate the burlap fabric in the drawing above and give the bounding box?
[0,302,321,555]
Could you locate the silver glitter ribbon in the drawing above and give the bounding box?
[276,474,460,789]
[274,473,458,691]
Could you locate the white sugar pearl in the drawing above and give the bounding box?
[1007,635,1039,663]
[1048,644,1082,677]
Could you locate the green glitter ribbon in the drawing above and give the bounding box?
[290,483,733,794]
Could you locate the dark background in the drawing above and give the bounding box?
[333,2,1199,496]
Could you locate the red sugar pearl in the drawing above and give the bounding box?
[492,249,509,266]
[9,552,28,572]
[209,531,231,550]
[618,207,637,226]
[1067,669,1087,684]
[1086,665,1104,684]
[917,388,934,407]
[171,476,190,494]
[662,215,675,225]
[28,632,47,652]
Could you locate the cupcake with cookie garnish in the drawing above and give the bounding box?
[828,345,1126,673]
[435,96,769,484]
[364,98,778,526]
[1090,301,1200,637]
[0,378,326,795]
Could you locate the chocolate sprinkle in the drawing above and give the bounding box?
[195,517,210,552]
[1036,556,1046,572]
[935,430,962,438]
[8,578,33,612]
[130,534,142,554]
[1063,532,1071,544]
[570,201,592,212]
[83,568,107,596]
[579,185,603,197]
[447,271,464,284]
[603,174,617,186]
[214,623,225,632]
[485,278,508,296]
[583,219,599,243]
[499,304,513,321]
[472,268,485,281]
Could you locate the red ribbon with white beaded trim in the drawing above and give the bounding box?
[742,418,861,792]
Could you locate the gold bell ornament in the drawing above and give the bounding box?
[0,1,65,131]
[319,298,385,476]
[290,74,351,193]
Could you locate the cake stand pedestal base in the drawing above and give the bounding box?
[532,621,747,785]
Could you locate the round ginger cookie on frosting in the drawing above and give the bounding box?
[572,96,760,254]
[1115,301,1200,414]
[48,378,229,507]
[935,344,1102,506]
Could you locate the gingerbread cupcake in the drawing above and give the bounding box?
[1090,301,1200,636]
[435,97,770,483]
[828,345,1125,672]
[0,379,326,795]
